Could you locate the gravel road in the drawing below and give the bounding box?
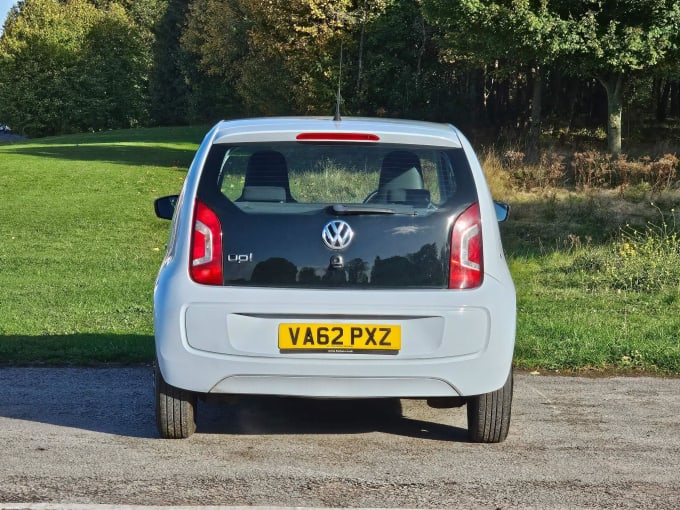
[0,367,679,509]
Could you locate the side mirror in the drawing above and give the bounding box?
[494,201,510,222]
[154,195,179,220]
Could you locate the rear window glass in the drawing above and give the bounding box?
[202,142,475,213]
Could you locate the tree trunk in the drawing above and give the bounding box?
[670,81,680,118]
[655,78,671,122]
[415,15,426,90]
[356,0,366,93]
[598,74,624,155]
[467,70,481,126]
[527,65,543,162]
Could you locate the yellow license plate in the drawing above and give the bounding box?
[278,323,401,354]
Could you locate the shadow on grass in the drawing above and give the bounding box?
[0,334,155,366]
[10,125,208,146]
[6,143,197,169]
[1,125,208,168]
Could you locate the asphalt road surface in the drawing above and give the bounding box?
[1,367,679,509]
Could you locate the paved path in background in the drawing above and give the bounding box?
[0,368,679,509]
[0,134,25,143]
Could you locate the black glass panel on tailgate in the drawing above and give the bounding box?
[198,142,478,288]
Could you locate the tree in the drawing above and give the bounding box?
[423,0,566,156]
[0,0,150,135]
[150,0,191,125]
[80,3,150,130]
[551,0,680,154]
[353,0,442,119]
[238,0,353,115]
[182,0,353,117]
[180,0,250,120]
[424,0,680,154]
[0,0,95,135]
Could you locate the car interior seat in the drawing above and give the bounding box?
[238,150,295,202]
[369,150,429,206]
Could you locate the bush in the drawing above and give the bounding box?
[572,206,680,292]
[482,146,679,194]
[480,147,567,192]
[571,151,613,188]
[479,148,514,198]
[571,152,679,191]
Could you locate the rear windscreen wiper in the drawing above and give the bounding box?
[329,204,415,216]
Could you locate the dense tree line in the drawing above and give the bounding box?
[1,0,679,154]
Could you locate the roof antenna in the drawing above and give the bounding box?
[333,41,343,122]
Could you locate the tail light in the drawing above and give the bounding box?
[449,202,483,289]
[190,201,223,285]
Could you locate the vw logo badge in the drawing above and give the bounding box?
[322,220,354,250]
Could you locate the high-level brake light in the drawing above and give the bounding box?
[296,132,380,142]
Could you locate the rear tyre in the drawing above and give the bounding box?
[466,369,513,443]
[154,362,197,439]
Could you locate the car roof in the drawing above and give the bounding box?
[211,117,463,148]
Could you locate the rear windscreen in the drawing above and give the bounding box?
[200,142,476,213]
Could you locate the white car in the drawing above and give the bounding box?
[153,117,516,442]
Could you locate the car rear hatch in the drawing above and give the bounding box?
[192,138,480,290]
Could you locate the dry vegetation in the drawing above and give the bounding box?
[478,133,680,374]
[480,132,680,249]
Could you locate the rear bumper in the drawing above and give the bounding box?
[154,276,515,398]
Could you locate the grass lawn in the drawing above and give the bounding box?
[501,191,680,374]
[0,127,678,373]
[0,126,206,364]
[510,253,680,374]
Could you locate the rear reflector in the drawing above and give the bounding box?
[296,132,380,142]
[449,202,483,289]
[190,201,223,285]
